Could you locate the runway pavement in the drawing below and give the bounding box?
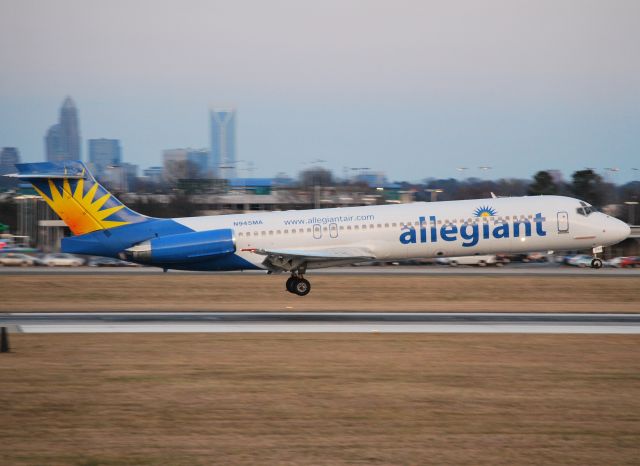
[3,312,640,334]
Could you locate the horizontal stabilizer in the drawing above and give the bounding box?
[8,161,88,179]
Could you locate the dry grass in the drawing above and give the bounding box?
[0,274,638,312]
[1,333,639,465]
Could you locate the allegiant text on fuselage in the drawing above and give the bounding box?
[400,213,547,247]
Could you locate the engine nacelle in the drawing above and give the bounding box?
[124,228,235,264]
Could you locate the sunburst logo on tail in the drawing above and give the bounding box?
[473,206,497,217]
[33,178,129,235]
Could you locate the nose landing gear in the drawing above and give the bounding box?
[590,258,603,269]
[286,273,311,296]
[590,246,603,269]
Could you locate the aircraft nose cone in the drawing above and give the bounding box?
[606,217,631,243]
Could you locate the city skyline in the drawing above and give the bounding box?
[1,1,639,183]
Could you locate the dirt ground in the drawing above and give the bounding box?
[1,333,639,465]
[0,274,638,312]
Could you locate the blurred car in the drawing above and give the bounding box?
[523,252,548,263]
[557,254,579,265]
[607,257,625,268]
[499,253,549,263]
[566,254,593,268]
[0,252,40,266]
[437,255,508,267]
[613,256,640,268]
[88,257,138,267]
[40,253,84,267]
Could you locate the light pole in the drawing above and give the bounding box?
[604,167,620,183]
[478,166,492,180]
[456,167,469,177]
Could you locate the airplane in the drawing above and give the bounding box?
[8,161,631,296]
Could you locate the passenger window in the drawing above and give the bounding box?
[347,225,352,230]
[384,223,389,228]
[377,224,382,228]
[269,231,273,235]
[284,229,289,234]
[354,225,359,230]
[392,223,397,227]
[253,231,258,236]
[339,226,344,230]
[261,231,266,235]
[277,230,281,234]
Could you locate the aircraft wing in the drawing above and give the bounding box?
[245,246,375,271]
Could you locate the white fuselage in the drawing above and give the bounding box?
[172,195,630,269]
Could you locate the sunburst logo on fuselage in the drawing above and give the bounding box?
[473,206,497,217]
[33,178,129,235]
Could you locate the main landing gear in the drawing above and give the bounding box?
[591,246,603,269]
[286,273,311,296]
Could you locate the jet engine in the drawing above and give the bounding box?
[123,228,235,264]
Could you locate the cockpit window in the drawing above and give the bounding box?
[576,202,597,216]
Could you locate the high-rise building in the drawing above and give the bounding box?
[0,147,20,171]
[0,147,21,188]
[163,148,210,183]
[88,138,121,178]
[210,107,236,179]
[45,97,81,162]
[45,124,62,161]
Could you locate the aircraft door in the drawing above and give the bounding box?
[329,223,338,238]
[557,211,569,233]
[313,224,322,239]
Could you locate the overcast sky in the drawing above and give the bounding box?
[1,0,638,182]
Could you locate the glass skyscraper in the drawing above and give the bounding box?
[45,97,81,162]
[209,107,236,179]
[88,138,122,178]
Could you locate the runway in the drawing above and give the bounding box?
[3,312,640,334]
[1,265,639,276]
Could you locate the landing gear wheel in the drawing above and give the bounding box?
[293,278,311,296]
[286,276,297,293]
[591,258,603,269]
